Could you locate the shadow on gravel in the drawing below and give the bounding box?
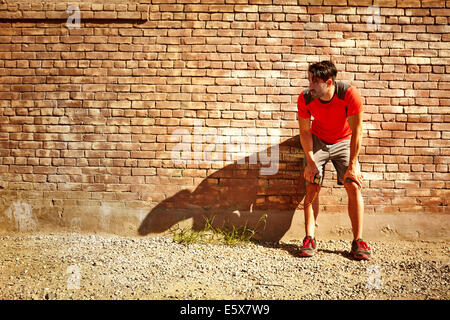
[259,242,300,257]
[318,248,353,260]
[138,135,306,242]
[257,243,355,260]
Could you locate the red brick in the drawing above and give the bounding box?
[0,2,447,218]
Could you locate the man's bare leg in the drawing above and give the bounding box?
[344,181,364,240]
[304,184,320,237]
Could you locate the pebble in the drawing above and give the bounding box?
[0,232,448,300]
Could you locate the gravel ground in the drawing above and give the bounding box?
[0,232,448,300]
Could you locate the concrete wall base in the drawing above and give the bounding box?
[0,201,448,242]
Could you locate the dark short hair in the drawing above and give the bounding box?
[308,60,337,83]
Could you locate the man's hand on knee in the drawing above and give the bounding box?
[343,166,363,189]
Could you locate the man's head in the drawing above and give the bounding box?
[308,60,337,100]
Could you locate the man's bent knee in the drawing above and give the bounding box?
[303,184,320,209]
[344,181,360,195]
[306,183,320,195]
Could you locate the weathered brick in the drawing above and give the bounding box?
[0,1,446,222]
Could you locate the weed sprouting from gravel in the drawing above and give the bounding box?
[170,214,267,246]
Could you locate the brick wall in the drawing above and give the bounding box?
[0,0,448,237]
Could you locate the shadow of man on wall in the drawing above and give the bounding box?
[138,135,305,242]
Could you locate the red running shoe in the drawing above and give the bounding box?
[298,236,317,257]
[350,239,371,260]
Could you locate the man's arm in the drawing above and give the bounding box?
[347,111,363,167]
[299,117,313,162]
[298,117,319,183]
[344,111,364,187]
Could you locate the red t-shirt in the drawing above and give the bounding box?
[297,81,362,144]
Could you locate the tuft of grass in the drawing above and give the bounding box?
[170,213,267,246]
[171,225,205,245]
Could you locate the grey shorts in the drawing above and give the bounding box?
[304,134,358,186]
